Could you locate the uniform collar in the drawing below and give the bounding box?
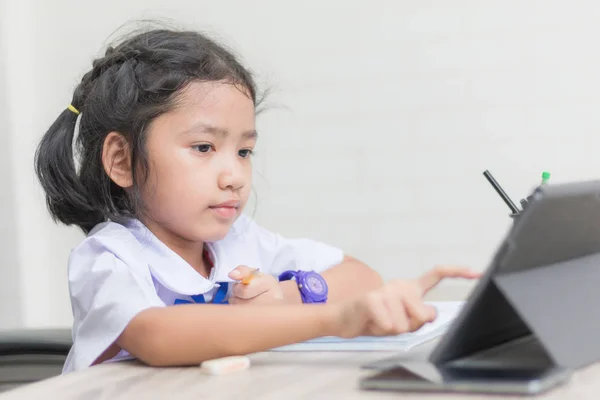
[124,219,217,295]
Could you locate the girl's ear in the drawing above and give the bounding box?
[102,132,133,188]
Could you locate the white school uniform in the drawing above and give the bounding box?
[62,215,344,374]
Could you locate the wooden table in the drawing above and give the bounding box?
[1,340,599,400]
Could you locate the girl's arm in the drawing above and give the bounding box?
[118,303,337,366]
[280,255,384,304]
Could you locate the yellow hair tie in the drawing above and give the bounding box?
[67,104,80,115]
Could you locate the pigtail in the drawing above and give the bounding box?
[34,103,104,234]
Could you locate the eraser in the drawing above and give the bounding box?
[200,356,251,375]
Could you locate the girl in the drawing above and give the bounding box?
[34,28,480,374]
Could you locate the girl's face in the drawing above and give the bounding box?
[139,81,256,245]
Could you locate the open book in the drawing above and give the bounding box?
[271,301,464,352]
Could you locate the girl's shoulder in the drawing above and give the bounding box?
[79,220,143,250]
[68,220,149,273]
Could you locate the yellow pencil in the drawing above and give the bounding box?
[241,269,261,285]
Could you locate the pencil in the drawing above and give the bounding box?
[241,269,261,285]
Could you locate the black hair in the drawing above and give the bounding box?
[34,28,259,234]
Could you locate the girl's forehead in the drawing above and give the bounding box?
[150,81,256,139]
[178,81,255,111]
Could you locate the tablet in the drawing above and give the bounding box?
[362,179,600,394]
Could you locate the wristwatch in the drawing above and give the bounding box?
[278,270,328,304]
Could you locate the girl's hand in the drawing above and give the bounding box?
[228,266,285,305]
[330,266,481,338]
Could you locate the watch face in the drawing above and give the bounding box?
[306,274,326,295]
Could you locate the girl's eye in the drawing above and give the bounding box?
[238,149,254,158]
[193,144,213,153]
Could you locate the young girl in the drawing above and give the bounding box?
[34,27,480,374]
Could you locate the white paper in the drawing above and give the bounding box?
[271,301,464,352]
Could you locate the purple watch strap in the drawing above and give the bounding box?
[278,270,296,282]
[278,270,328,304]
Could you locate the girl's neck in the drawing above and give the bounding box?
[139,217,211,278]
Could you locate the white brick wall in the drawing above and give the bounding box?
[3,0,600,327]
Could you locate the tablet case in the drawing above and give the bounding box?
[429,180,600,370]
